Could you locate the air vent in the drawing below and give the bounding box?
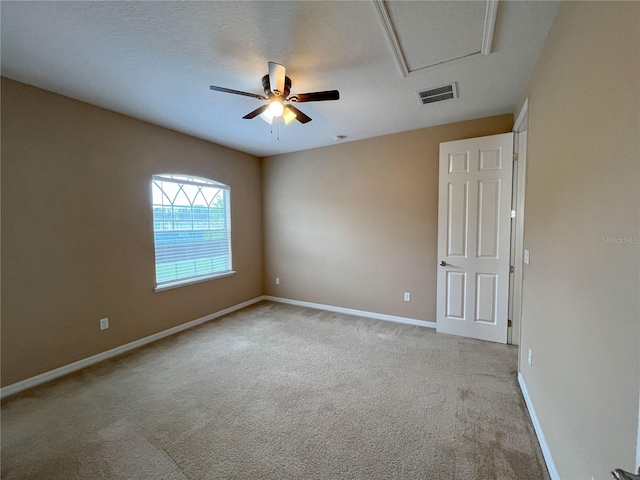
[416,83,458,105]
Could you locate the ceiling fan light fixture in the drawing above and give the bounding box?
[259,109,274,124]
[210,61,340,126]
[268,99,284,117]
[283,106,297,125]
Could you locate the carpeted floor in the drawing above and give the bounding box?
[1,301,549,479]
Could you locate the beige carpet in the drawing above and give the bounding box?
[1,301,549,479]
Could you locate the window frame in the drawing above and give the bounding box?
[151,174,235,292]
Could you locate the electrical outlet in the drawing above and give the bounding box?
[100,318,109,330]
[524,249,530,265]
[275,277,280,285]
[528,348,532,366]
[404,292,411,302]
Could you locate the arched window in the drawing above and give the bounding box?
[151,174,233,290]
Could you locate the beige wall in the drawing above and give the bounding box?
[517,2,640,478]
[1,79,263,386]
[263,115,513,321]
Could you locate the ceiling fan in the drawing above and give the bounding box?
[209,62,340,125]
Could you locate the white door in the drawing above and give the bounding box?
[436,133,514,343]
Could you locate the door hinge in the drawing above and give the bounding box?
[510,265,514,273]
[508,319,512,327]
[511,209,516,218]
[513,153,518,161]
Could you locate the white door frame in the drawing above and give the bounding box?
[510,99,529,353]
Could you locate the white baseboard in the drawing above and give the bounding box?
[0,296,265,399]
[264,295,436,329]
[518,372,560,480]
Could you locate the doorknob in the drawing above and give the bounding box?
[440,261,447,266]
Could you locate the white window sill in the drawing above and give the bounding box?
[154,271,236,293]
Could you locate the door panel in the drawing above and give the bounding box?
[436,133,514,343]
[479,148,502,171]
[447,181,468,257]
[446,271,466,319]
[449,152,469,174]
[477,178,500,258]
[475,273,497,324]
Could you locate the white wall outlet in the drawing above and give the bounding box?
[404,292,411,302]
[275,277,280,285]
[100,318,109,330]
[524,249,530,265]
[528,348,532,366]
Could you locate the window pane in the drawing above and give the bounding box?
[152,174,232,287]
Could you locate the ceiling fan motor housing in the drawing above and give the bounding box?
[262,75,291,98]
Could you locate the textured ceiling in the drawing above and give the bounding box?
[0,1,561,157]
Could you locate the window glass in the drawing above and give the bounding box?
[152,174,232,289]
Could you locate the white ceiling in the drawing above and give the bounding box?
[1,1,561,158]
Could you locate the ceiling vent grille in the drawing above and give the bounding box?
[417,83,458,105]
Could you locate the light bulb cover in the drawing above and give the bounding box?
[268,99,284,117]
[259,109,274,124]
[283,106,297,125]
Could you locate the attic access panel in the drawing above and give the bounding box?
[375,0,498,76]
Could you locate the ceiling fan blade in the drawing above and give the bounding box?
[242,104,269,119]
[210,85,267,100]
[268,62,286,96]
[289,90,340,103]
[285,104,312,124]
